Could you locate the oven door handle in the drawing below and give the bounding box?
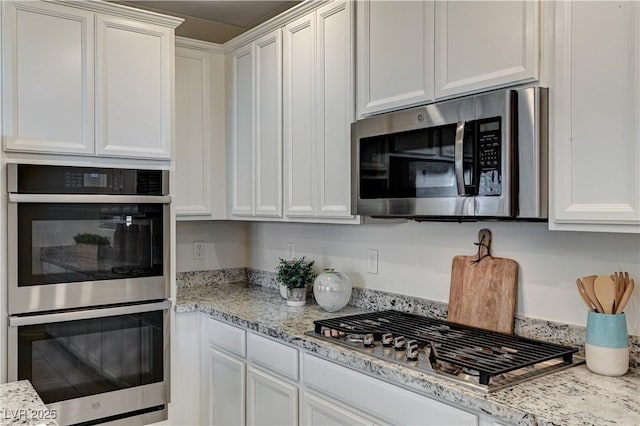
[454,121,466,196]
[9,301,171,326]
[8,194,171,204]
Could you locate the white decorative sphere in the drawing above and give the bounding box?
[313,269,352,312]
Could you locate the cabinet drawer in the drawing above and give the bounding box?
[247,332,298,381]
[303,354,478,426]
[200,314,246,358]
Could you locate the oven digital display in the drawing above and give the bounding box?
[83,172,107,188]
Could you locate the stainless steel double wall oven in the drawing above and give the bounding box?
[7,164,171,425]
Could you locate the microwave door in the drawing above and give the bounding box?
[356,122,475,217]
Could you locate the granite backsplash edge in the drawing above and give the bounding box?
[176,268,639,367]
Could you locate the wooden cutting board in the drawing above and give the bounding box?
[448,229,518,334]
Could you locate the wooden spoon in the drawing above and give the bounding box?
[576,279,596,310]
[615,278,635,314]
[594,275,616,314]
[581,275,604,313]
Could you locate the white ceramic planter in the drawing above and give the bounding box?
[279,283,287,299]
[585,311,629,376]
[286,288,306,307]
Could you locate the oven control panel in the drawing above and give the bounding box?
[14,164,166,195]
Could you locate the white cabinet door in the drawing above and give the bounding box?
[551,1,640,233]
[170,312,200,426]
[254,30,283,218]
[302,391,373,426]
[284,3,356,220]
[356,0,434,117]
[247,367,298,426]
[315,1,354,218]
[175,46,213,217]
[303,354,478,426]
[201,346,246,426]
[96,15,173,159]
[2,1,94,155]
[229,30,282,219]
[283,13,317,217]
[229,43,255,216]
[175,39,226,220]
[434,1,538,98]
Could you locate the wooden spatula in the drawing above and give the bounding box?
[581,275,603,313]
[594,275,616,314]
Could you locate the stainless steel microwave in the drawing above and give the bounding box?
[351,87,548,220]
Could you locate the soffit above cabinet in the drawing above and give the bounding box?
[115,0,301,43]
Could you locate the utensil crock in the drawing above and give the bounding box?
[585,311,629,376]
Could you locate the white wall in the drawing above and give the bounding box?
[249,221,640,335]
[176,221,247,272]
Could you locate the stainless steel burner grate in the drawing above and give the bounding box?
[310,310,580,390]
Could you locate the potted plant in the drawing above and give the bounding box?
[73,233,110,259]
[276,257,315,307]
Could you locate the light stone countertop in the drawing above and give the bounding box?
[0,381,57,426]
[177,282,640,426]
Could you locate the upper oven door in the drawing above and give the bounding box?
[352,96,477,217]
[7,165,170,314]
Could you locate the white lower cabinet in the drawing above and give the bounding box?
[192,314,484,426]
[302,353,479,426]
[201,346,247,426]
[170,312,201,426]
[301,391,374,426]
[200,316,247,426]
[247,366,298,426]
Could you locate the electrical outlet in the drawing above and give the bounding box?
[367,249,378,274]
[193,241,205,260]
[288,242,295,259]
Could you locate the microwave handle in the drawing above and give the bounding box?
[454,121,466,196]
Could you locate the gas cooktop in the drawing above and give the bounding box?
[306,310,583,393]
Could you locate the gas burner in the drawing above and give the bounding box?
[306,310,583,393]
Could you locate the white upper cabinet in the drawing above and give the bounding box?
[284,1,355,219]
[2,1,94,155]
[551,1,640,233]
[316,1,354,218]
[1,1,181,160]
[95,16,173,159]
[356,1,434,117]
[175,39,226,219]
[283,12,316,217]
[356,0,540,116]
[254,31,283,217]
[229,43,255,216]
[228,30,283,218]
[434,1,539,99]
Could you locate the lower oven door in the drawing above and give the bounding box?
[8,301,170,426]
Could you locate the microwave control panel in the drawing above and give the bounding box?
[477,118,502,196]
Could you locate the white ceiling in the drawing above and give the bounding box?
[119,1,301,43]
